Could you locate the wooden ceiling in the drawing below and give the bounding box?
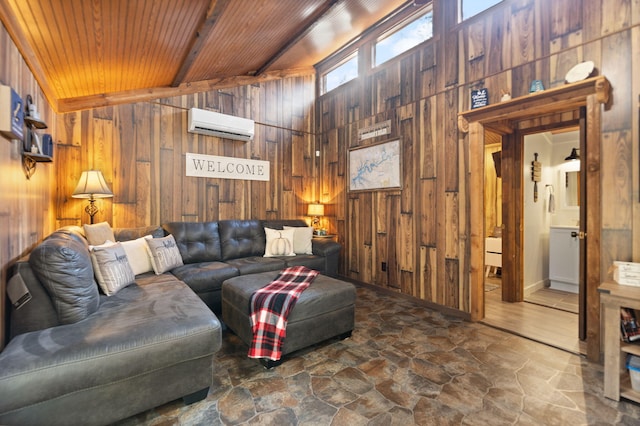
[0,0,411,112]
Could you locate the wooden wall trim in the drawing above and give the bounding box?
[458,77,611,134]
[460,77,610,361]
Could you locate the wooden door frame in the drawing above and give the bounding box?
[459,76,610,361]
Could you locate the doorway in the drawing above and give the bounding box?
[482,127,586,354]
[459,76,610,361]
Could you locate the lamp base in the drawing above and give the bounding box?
[311,216,320,232]
[85,199,98,224]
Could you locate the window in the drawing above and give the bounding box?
[324,54,358,93]
[374,10,433,67]
[317,3,432,95]
[460,0,502,21]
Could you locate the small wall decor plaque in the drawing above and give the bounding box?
[471,88,489,109]
[358,120,391,141]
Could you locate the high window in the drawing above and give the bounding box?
[323,54,358,93]
[374,10,433,67]
[318,3,433,95]
[459,0,502,21]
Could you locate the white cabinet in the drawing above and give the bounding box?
[485,237,502,276]
[549,226,579,293]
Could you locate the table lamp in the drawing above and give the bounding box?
[307,203,324,233]
[72,170,113,224]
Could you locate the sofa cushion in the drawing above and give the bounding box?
[83,221,115,246]
[170,262,239,294]
[90,243,136,296]
[218,220,266,260]
[29,232,100,324]
[163,221,222,263]
[146,235,184,274]
[224,257,286,275]
[52,226,90,251]
[113,225,164,241]
[279,254,325,271]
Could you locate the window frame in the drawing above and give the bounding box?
[316,2,433,96]
[458,0,503,22]
[321,52,359,94]
[373,8,434,68]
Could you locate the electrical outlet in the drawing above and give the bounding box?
[381,262,387,271]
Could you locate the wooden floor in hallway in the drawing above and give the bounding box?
[482,276,587,355]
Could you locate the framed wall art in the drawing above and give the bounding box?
[349,139,401,191]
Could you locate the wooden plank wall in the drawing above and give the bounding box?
[0,23,56,348]
[54,77,317,228]
[1,0,639,343]
[317,0,640,315]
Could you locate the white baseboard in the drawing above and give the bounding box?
[524,279,548,297]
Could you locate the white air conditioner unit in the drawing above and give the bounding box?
[188,108,255,141]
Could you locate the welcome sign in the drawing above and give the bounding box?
[186,153,270,181]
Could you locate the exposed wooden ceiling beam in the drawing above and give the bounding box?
[0,1,59,111]
[255,0,340,76]
[57,67,314,113]
[171,0,230,87]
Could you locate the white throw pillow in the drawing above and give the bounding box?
[120,235,154,275]
[264,227,296,257]
[145,234,184,274]
[90,243,136,296]
[283,226,314,255]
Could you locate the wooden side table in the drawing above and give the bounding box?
[313,234,337,241]
[599,281,640,402]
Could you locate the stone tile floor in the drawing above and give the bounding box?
[118,285,640,425]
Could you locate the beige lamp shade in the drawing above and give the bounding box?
[72,170,113,199]
[307,203,324,217]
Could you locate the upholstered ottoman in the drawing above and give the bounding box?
[222,271,356,367]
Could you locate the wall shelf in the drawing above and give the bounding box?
[22,94,50,179]
[23,152,52,162]
[599,281,640,402]
[22,152,52,179]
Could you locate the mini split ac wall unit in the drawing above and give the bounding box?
[188,108,255,141]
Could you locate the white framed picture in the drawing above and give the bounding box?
[348,139,401,191]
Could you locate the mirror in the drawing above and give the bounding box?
[565,171,580,206]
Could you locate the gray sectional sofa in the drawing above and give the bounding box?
[0,219,342,425]
[167,219,341,315]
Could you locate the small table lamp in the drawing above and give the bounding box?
[72,170,113,224]
[307,203,324,233]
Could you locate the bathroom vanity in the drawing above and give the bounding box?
[549,226,579,293]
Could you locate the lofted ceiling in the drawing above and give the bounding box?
[0,0,412,113]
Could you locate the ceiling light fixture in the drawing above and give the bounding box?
[564,148,580,161]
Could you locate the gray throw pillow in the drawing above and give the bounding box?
[83,221,115,246]
[145,234,184,274]
[90,243,136,295]
[29,233,100,324]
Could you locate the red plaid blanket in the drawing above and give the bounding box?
[248,266,319,361]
